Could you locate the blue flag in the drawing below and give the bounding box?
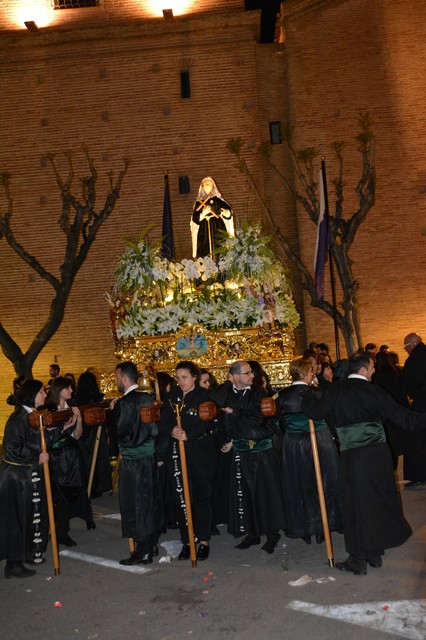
[314,164,331,299]
[161,172,174,259]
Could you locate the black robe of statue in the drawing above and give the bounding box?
[0,406,48,563]
[211,381,286,539]
[157,384,218,543]
[399,341,426,481]
[277,384,342,540]
[191,195,233,258]
[302,377,426,558]
[113,389,162,550]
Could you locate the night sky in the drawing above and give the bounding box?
[244,0,282,43]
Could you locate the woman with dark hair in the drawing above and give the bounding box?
[317,360,333,390]
[277,357,341,545]
[0,380,49,578]
[74,371,112,498]
[157,361,218,560]
[45,376,93,546]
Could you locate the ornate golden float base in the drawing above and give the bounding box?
[101,323,295,394]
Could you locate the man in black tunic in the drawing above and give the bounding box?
[210,360,285,554]
[399,332,426,484]
[302,351,426,575]
[111,362,159,565]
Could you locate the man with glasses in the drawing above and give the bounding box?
[399,332,426,487]
[210,360,285,554]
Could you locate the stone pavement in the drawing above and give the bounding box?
[1,478,425,640]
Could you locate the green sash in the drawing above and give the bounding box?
[232,437,273,453]
[284,413,327,433]
[119,438,155,460]
[336,421,386,451]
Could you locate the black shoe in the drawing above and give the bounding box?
[178,544,191,560]
[335,556,367,576]
[367,555,382,568]
[197,544,210,560]
[153,545,159,557]
[301,535,312,545]
[315,534,325,544]
[4,562,36,579]
[86,519,96,530]
[235,535,261,550]
[58,535,77,547]
[119,553,145,566]
[262,534,281,554]
[211,526,220,536]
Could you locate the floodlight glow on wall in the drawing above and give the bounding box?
[162,9,174,19]
[24,21,39,32]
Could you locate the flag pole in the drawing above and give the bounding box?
[321,157,340,361]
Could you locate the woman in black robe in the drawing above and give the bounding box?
[277,357,341,544]
[45,376,93,546]
[0,380,49,578]
[74,371,112,497]
[157,361,218,560]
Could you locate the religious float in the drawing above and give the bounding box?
[105,221,300,391]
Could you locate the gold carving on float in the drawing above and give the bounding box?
[99,322,294,395]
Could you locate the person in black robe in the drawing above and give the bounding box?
[302,350,426,575]
[157,361,218,561]
[74,370,112,498]
[190,176,234,259]
[277,357,342,544]
[399,332,426,484]
[210,360,286,554]
[199,368,232,534]
[45,377,93,546]
[111,361,161,565]
[0,380,49,578]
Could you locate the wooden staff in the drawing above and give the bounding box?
[87,425,102,498]
[172,402,197,568]
[38,415,60,576]
[308,419,334,567]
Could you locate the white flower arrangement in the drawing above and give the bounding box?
[108,223,300,338]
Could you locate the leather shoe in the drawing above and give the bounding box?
[58,534,77,547]
[235,535,260,550]
[335,557,367,575]
[4,562,36,579]
[178,544,190,560]
[197,544,210,560]
[119,553,145,566]
[367,555,382,568]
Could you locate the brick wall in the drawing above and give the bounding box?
[0,5,273,434]
[282,0,426,360]
[2,0,426,434]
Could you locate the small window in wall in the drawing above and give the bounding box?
[53,0,99,9]
[180,71,191,99]
[269,121,282,145]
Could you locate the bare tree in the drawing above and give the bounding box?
[227,113,376,355]
[0,149,129,377]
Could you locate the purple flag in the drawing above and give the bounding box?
[314,164,331,299]
[161,172,174,259]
